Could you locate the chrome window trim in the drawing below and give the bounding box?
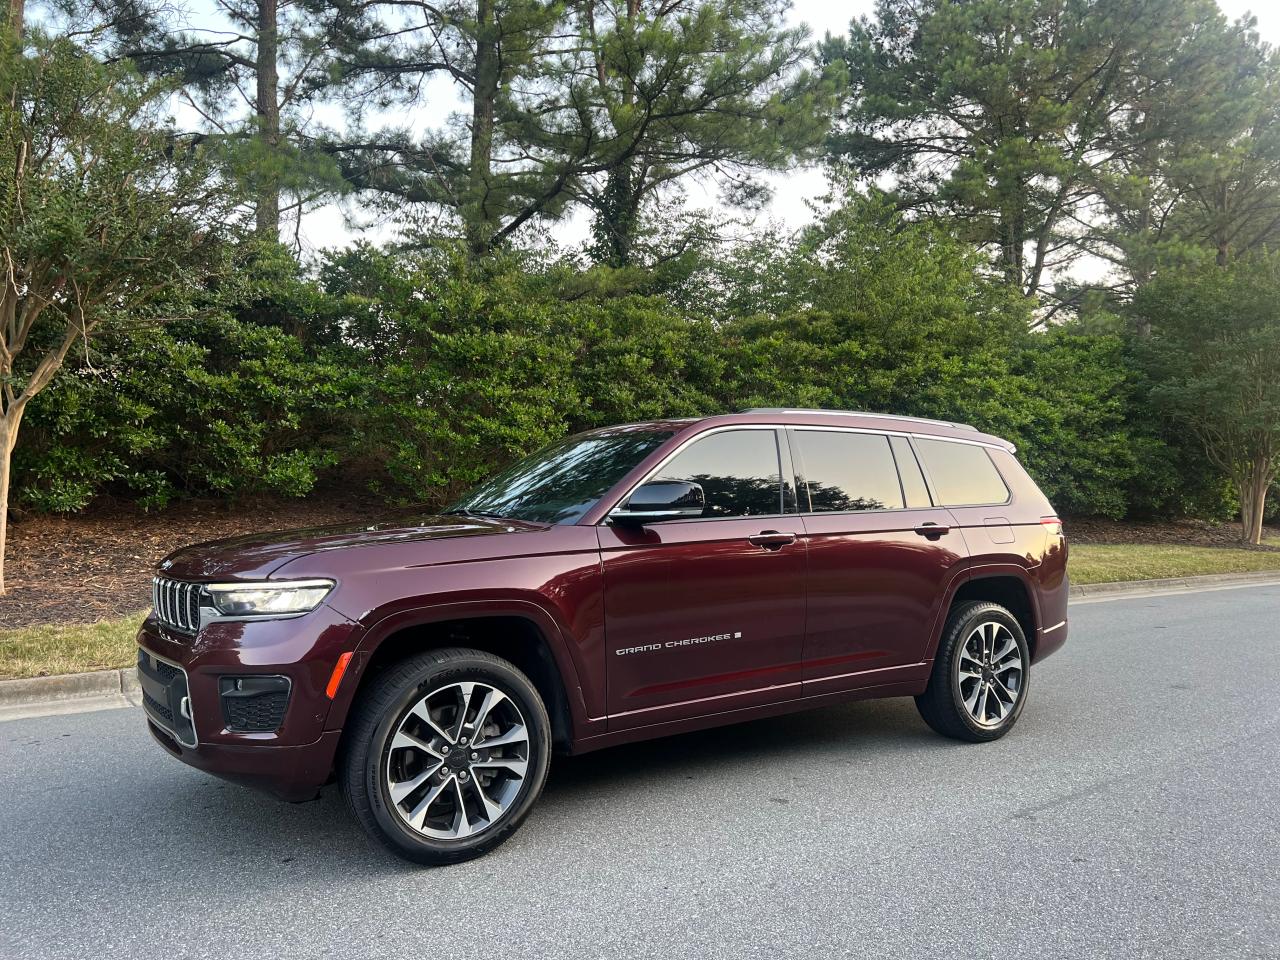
[140,649,198,749]
[603,424,788,524]
[602,422,1015,522]
[907,431,1008,452]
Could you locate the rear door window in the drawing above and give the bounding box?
[914,438,1010,506]
[656,430,784,518]
[792,431,904,513]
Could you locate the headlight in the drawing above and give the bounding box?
[205,580,334,618]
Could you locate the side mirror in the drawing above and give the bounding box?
[610,480,705,525]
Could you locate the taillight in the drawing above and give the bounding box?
[1040,516,1063,536]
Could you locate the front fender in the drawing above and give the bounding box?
[321,597,599,742]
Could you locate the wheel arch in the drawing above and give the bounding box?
[330,601,586,752]
[927,566,1040,662]
[947,571,1039,657]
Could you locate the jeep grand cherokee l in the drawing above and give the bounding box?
[137,408,1068,864]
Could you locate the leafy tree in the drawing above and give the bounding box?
[311,244,720,502]
[822,0,1248,307]
[17,314,353,511]
[1133,254,1280,543]
[0,24,237,591]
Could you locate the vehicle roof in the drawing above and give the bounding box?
[593,409,1014,452]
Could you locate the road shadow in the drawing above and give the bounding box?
[543,695,938,797]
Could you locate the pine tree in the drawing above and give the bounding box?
[96,0,379,240]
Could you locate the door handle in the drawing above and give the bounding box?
[914,522,950,540]
[749,530,797,550]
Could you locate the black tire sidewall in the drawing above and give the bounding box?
[351,652,550,864]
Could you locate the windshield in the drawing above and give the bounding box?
[447,429,676,525]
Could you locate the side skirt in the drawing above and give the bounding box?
[567,679,928,756]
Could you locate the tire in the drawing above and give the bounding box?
[915,601,1030,743]
[340,647,551,865]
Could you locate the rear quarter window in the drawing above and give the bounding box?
[914,438,1010,507]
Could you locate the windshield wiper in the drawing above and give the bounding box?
[441,507,509,520]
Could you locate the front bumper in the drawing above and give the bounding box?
[136,603,362,801]
[144,717,342,802]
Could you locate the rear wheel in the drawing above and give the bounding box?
[915,601,1029,742]
[341,647,551,865]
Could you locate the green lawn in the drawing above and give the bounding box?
[3,543,1280,680]
[0,611,146,681]
[1069,543,1280,585]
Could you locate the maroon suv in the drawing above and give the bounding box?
[137,409,1068,863]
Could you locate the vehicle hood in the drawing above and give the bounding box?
[157,513,542,581]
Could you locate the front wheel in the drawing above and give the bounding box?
[340,648,551,865]
[915,601,1030,742]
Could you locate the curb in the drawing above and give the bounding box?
[0,667,142,722]
[1069,569,1280,599]
[2,570,1279,722]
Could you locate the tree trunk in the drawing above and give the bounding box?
[465,0,498,256]
[1238,455,1271,545]
[0,416,14,595]
[596,161,640,267]
[3,0,22,35]
[255,0,281,240]
[592,0,641,267]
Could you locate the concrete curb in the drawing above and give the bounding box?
[3,570,1280,723]
[0,667,142,722]
[1068,569,1280,599]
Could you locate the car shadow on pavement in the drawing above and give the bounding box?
[543,696,938,796]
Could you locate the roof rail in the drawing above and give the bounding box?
[740,408,979,432]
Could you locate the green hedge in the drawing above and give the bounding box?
[14,203,1225,520]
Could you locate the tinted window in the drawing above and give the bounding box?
[655,430,783,518]
[914,438,1010,506]
[890,436,932,508]
[793,431,904,512]
[451,430,674,524]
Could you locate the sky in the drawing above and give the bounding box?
[296,0,1280,257]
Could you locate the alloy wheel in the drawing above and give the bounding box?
[384,681,530,840]
[956,621,1024,728]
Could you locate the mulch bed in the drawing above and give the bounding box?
[0,495,389,629]
[1066,517,1280,550]
[1,498,1277,630]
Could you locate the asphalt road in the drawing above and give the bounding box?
[3,586,1279,960]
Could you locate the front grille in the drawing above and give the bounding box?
[137,649,196,748]
[151,577,204,633]
[153,659,179,682]
[142,689,174,723]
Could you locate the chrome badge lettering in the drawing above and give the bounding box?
[615,631,743,656]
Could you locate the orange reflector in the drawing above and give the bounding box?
[326,651,354,699]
